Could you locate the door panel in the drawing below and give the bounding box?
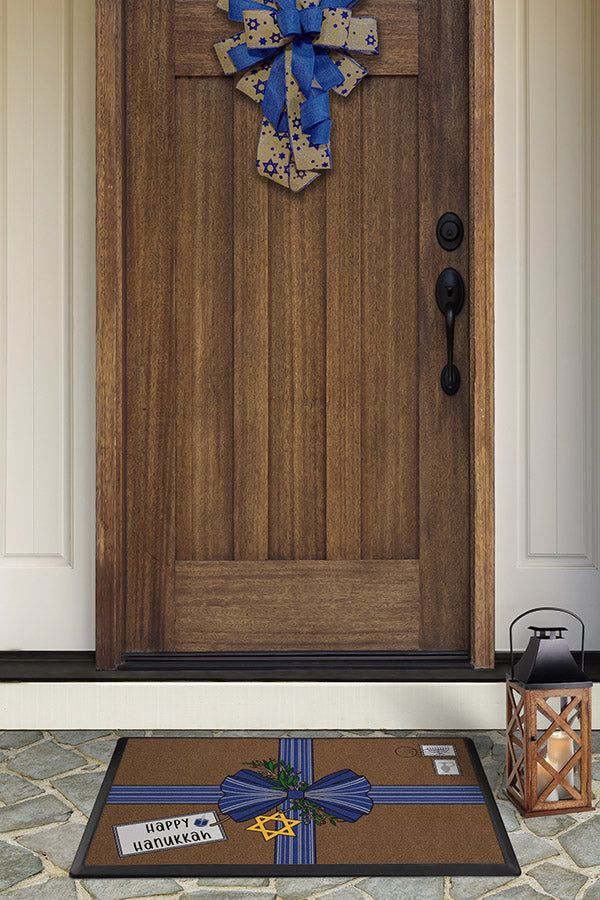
[168,0,466,653]
[171,73,426,651]
[176,78,234,562]
[96,0,494,668]
[175,560,420,650]
[174,0,420,77]
[359,77,418,561]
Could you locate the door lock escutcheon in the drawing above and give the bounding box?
[436,212,464,252]
[436,267,465,396]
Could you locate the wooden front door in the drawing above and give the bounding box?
[96,0,494,669]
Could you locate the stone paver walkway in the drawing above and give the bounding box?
[0,730,598,899]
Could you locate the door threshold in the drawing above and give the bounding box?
[1,651,598,682]
[121,650,473,672]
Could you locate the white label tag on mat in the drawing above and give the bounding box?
[113,811,226,857]
[420,744,456,757]
[433,759,461,776]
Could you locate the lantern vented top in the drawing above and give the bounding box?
[509,608,592,690]
[528,626,567,639]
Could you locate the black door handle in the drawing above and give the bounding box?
[435,268,465,396]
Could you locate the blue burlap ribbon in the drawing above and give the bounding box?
[214,0,378,189]
[229,0,352,147]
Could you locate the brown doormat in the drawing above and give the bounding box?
[71,736,519,878]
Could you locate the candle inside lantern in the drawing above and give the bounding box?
[536,760,558,802]
[547,730,575,799]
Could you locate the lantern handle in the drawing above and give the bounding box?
[509,607,586,679]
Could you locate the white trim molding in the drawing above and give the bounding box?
[495,0,600,649]
[0,0,95,647]
[0,681,599,731]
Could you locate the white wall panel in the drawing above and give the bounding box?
[526,0,593,562]
[495,0,600,649]
[0,0,94,647]
[3,0,71,562]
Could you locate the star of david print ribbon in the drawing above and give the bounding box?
[107,738,485,865]
[213,0,379,191]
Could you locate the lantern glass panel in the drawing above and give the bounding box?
[533,694,583,805]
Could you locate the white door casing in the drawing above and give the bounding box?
[0,0,95,649]
[495,0,600,650]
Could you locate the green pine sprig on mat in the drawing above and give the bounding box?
[290,796,339,826]
[244,758,341,826]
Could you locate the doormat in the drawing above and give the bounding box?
[71,737,520,878]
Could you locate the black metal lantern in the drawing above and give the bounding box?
[506,608,593,817]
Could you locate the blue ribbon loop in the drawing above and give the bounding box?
[299,6,324,33]
[219,766,373,823]
[277,0,324,35]
[228,0,268,21]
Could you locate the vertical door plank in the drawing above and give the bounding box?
[418,0,471,650]
[325,92,362,560]
[175,79,233,561]
[125,0,176,650]
[232,96,270,560]
[96,0,125,669]
[268,182,328,559]
[361,77,419,561]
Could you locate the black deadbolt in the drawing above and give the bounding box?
[436,212,464,252]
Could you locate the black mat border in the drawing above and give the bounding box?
[70,736,520,879]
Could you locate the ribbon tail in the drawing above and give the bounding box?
[261,49,287,131]
[285,45,331,175]
[300,89,331,148]
[314,48,345,91]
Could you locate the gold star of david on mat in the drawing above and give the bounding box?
[246,811,302,841]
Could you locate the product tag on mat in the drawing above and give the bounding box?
[420,744,456,757]
[113,811,227,857]
[434,759,461,776]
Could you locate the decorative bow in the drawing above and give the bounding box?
[214,0,378,191]
[219,767,374,822]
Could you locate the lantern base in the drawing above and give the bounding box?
[519,805,594,819]
[506,786,593,818]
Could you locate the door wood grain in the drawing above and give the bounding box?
[96,0,495,670]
